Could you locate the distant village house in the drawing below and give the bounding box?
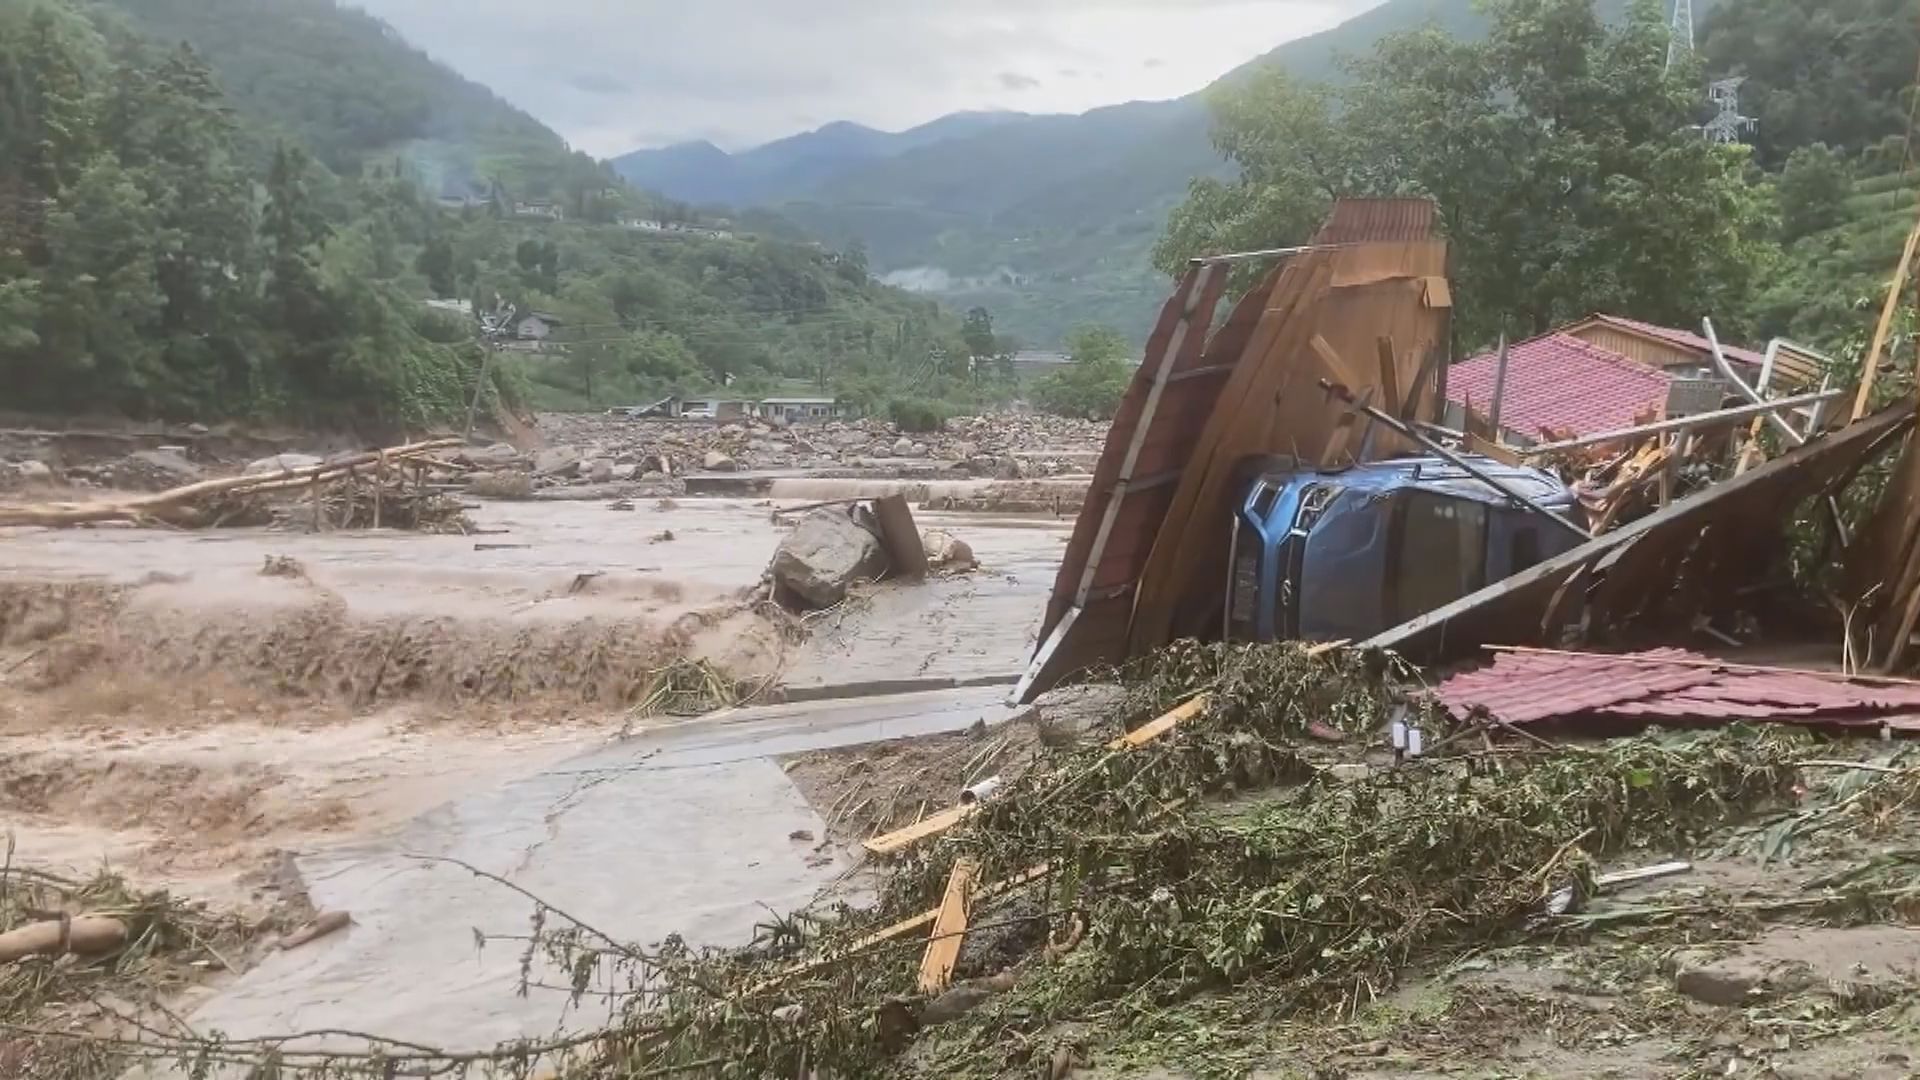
[514,200,564,221]
[759,397,847,423]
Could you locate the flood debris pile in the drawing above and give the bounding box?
[532,411,1107,487]
[0,863,261,1080]
[488,643,1850,1080]
[0,437,474,533]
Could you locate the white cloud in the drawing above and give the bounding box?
[351,0,1375,156]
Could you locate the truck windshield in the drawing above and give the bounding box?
[1387,492,1489,625]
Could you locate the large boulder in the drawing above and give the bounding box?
[244,453,324,476]
[459,442,524,468]
[533,446,583,477]
[922,529,977,572]
[702,450,738,472]
[129,449,202,483]
[771,510,888,609]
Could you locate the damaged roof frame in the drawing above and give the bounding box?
[1364,404,1914,662]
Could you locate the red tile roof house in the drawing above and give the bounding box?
[1443,315,1799,447]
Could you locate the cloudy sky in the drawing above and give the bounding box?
[352,0,1376,157]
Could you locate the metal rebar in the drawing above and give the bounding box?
[1521,388,1844,456]
[1318,379,1589,540]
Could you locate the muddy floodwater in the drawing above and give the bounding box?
[0,492,1067,1057]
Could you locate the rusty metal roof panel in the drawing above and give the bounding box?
[1312,198,1437,244]
[1437,648,1920,730]
[1433,652,1719,725]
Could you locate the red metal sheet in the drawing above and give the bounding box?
[1433,652,1719,725]
[1435,648,1920,730]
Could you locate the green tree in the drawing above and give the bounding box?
[1699,0,1919,168]
[260,143,331,339]
[1775,144,1854,242]
[417,234,456,296]
[1159,0,1778,345]
[1032,325,1133,420]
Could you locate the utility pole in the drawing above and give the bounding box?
[1665,0,1694,75]
[465,300,515,441]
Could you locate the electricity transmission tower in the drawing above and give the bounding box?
[1666,0,1694,74]
[1703,77,1759,144]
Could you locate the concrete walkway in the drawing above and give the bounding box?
[181,685,1021,1055]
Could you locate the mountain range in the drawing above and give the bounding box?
[612,0,1683,347]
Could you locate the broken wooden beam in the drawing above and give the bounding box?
[865,642,1349,856]
[917,858,979,994]
[863,805,976,856]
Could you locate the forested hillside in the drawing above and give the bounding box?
[614,0,1726,348]
[100,0,590,202]
[0,0,980,429]
[1155,0,1919,361]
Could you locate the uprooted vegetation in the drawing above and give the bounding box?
[0,862,267,1080]
[43,641,1920,1078]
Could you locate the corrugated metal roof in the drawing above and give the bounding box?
[1435,648,1920,730]
[1312,198,1437,244]
[1434,651,1720,724]
[1448,333,1673,440]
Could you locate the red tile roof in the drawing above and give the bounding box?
[1577,314,1766,369]
[1448,333,1673,440]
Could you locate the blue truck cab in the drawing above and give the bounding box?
[1225,455,1585,643]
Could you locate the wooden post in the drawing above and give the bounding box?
[1487,332,1510,439]
[1375,336,1402,429]
[465,342,495,441]
[1853,204,1920,421]
[373,453,385,530]
[310,474,322,533]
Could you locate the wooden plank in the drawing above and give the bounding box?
[1310,333,1365,388]
[1322,386,1375,467]
[918,858,979,994]
[746,863,1054,996]
[863,804,977,856]
[1423,276,1453,309]
[1020,265,1231,699]
[1128,256,1335,654]
[1109,694,1211,749]
[873,494,929,580]
[1463,433,1523,467]
[1400,345,1441,423]
[1852,202,1920,421]
[1374,337,1402,428]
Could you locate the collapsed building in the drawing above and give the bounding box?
[1020,197,1914,700]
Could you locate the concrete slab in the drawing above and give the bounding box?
[179,685,1019,1054]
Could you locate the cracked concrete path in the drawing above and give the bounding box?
[179,685,1020,1054]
